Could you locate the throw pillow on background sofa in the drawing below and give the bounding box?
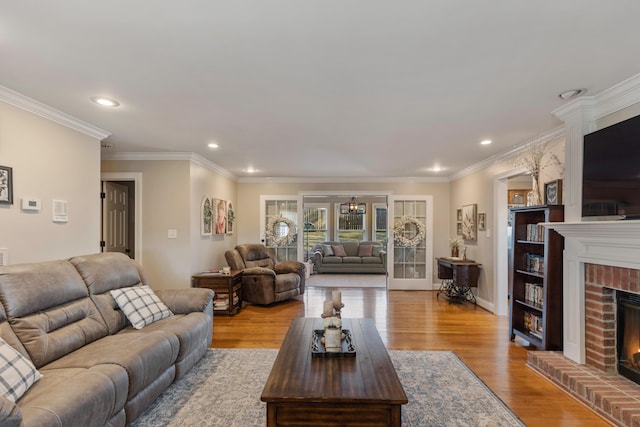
[331,245,347,257]
[358,244,373,257]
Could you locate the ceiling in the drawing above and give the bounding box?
[1,1,639,179]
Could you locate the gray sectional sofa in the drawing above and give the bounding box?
[0,252,214,427]
[311,241,387,274]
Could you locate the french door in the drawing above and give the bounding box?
[260,195,301,262]
[388,196,433,290]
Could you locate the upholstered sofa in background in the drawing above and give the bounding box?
[225,243,305,305]
[0,252,214,427]
[312,241,387,274]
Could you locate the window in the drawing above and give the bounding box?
[336,208,365,242]
[303,204,329,254]
[373,203,387,242]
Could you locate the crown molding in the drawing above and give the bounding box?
[237,175,449,184]
[552,72,640,122]
[103,151,237,180]
[448,126,565,181]
[0,85,111,140]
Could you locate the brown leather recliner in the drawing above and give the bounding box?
[225,243,305,305]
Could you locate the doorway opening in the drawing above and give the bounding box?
[301,193,389,289]
[100,172,143,262]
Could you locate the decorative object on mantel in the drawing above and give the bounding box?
[339,196,366,214]
[264,215,297,247]
[512,140,563,206]
[393,215,426,247]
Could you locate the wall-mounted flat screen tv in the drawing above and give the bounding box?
[582,114,640,220]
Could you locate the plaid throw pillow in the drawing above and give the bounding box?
[0,337,41,402]
[111,286,174,329]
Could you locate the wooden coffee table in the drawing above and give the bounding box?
[261,318,408,427]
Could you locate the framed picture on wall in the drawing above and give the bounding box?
[478,212,486,231]
[0,166,13,205]
[456,222,462,235]
[544,179,563,205]
[200,197,212,236]
[461,203,477,241]
[214,199,227,234]
[456,209,462,222]
[227,201,234,234]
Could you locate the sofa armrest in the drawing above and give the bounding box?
[312,251,323,266]
[379,250,387,263]
[274,261,305,275]
[0,396,21,427]
[242,267,277,277]
[155,288,214,315]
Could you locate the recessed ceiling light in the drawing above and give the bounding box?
[558,89,585,100]
[208,142,219,149]
[432,166,442,172]
[90,96,120,107]
[481,139,492,145]
[246,167,256,173]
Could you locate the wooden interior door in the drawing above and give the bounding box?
[102,181,130,256]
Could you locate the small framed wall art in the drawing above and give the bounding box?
[0,166,13,205]
[478,212,486,231]
[544,179,563,205]
[461,203,477,241]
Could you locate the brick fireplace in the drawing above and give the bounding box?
[529,221,640,426]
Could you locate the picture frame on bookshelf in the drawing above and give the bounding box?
[461,203,477,241]
[544,179,563,205]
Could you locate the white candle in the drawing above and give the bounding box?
[332,290,342,306]
[323,300,334,316]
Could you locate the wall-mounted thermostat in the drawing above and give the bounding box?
[21,198,41,211]
[52,199,68,222]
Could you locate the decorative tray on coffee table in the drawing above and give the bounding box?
[311,329,356,358]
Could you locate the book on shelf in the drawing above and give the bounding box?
[214,292,239,310]
[524,282,544,306]
[523,311,543,339]
[525,224,545,242]
[526,253,544,274]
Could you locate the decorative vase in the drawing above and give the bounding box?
[324,327,342,352]
[451,247,459,258]
[527,176,541,206]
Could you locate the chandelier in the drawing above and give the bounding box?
[339,196,366,214]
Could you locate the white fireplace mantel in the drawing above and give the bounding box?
[545,220,640,363]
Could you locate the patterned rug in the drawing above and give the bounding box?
[132,348,524,427]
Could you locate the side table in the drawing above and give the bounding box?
[191,270,243,315]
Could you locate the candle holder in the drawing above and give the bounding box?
[333,303,344,318]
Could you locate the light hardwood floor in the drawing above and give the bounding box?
[212,286,611,427]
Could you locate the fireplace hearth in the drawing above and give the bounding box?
[617,291,640,385]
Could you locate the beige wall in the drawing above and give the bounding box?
[189,162,237,275]
[102,158,237,289]
[236,180,450,283]
[0,101,101,264]
[449,136,565,306]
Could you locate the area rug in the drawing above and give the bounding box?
[132,348,524,427]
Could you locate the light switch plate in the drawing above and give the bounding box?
[168,229,177,239]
